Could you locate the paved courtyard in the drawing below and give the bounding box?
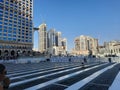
[1,59,120,90]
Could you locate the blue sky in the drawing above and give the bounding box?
[33,0,120,50]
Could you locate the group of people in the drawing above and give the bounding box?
[0,64,10,90]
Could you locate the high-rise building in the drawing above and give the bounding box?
[55,32,61,46]
[47,29,67,55]
[61,38,67,54]
[38,23,47,53]
[0,0,33,59]
[74,35,98,56]
[47,29,57,48]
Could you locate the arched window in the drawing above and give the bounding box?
[0,50,1,56]
[11,50,15,56]
[4,50,9,56]
[111,50,113,54]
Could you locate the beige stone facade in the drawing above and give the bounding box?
[74,35,98,56]
[38,23,47,53]
[102,41,120,56]
[0,41,32,59]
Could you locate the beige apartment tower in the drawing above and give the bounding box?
[74,35,98,56]
[38,23,47,53]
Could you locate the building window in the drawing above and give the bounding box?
[0,0,4,3]
[3,37,7,41]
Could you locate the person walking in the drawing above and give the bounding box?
[81,62,85,68]
[0,64,10,90]
[83,57,87,63]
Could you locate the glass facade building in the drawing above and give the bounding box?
[0,0,33,59]
[47,29,67,55]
